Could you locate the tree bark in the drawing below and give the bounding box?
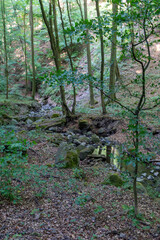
[39,0,71,117]
[109,2,118,101]
[30,0,36,100]
[76,0,84,19]
[1,0,9,99]
[84,0,95,105]
[57,0,76,114]
[23,9,28,95]
[95,0,106,114]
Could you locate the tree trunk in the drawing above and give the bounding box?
[95,0,106,114]
[52,0,60,60]
[23,9,28,95]
[57,0,76,114]
[109,2,118,101]
[76,0,84,19]
[1,0,9,99]
[39,0,71,117]
[66,0,73,49]
[30,0,36,100]
[84,0,95,105]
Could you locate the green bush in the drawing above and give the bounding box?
[0,127,29,201]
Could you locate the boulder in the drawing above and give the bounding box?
[102,174,124,187]
[78,136,90,144]
[55,143,79,168]
[34,117,66,130]
[91,134,100,143]
[48,133,66,146]
[78,119,90,130]
[79,146,95,160]
[52,113,61,118]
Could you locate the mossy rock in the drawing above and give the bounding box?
[34,117,66,129]
[55,142,79,168]
[79,146,94,160]
[52,113,61,118]
[78,119,90,130]
[64,150,79,168]
[48,133,66,145]
[78,136,90,144]
[91,134,100,143]
[102,174,124,187]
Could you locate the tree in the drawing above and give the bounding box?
[30,0,36,100]
[95,0,106,114]
[57,0,76,114]
[1,0,9,99]
[109,1,118,101]
[39,0,71,117]
[84,0,95,105]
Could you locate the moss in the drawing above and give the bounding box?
[52,113,61,118]
[34,117,66,129]
[65,151,79,168]
[78,119,89,130]
[102,174,124,187]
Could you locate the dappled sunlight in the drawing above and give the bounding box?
[136,69,142,74]
[156,43,160,52]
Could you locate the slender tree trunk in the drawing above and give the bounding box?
[133,115,139,216]
[109,2,118,101]
[39,0,71,117]
[57,0,76,114]
[23,9,28,95]
[30,0,36,100]
[52,0,60,60]
[1,0,9,99]
[84,0,95,105]
[66,0,73,49]
[95,0,106,114]
[76,0,84,19]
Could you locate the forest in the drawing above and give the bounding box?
[0,0,160,239]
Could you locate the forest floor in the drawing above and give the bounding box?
[0,121,160,240]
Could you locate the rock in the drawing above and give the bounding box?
[48,133,66,145]
[141,173,147,177]
[147,175,154,180]
[76,144,86,153]
[97,127,106,135]
[120,233,126,239]
[26,119,33,125]
[78,136,90,144]
[102,174,124,187]
[34,117,66,129]
[55,143,79,168]
[73,139,81,146]
[78,119,90,130]
[51,113,60,118]
[154,172,159,177]
[86,131,92,136]
[10,119,18,125]
[91,134,100,143]
[137,177,144,182]
[79,146,95,160]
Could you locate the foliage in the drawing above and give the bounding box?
[72,168,86,180]
[0,127,29,201]
[75,192,91,207]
